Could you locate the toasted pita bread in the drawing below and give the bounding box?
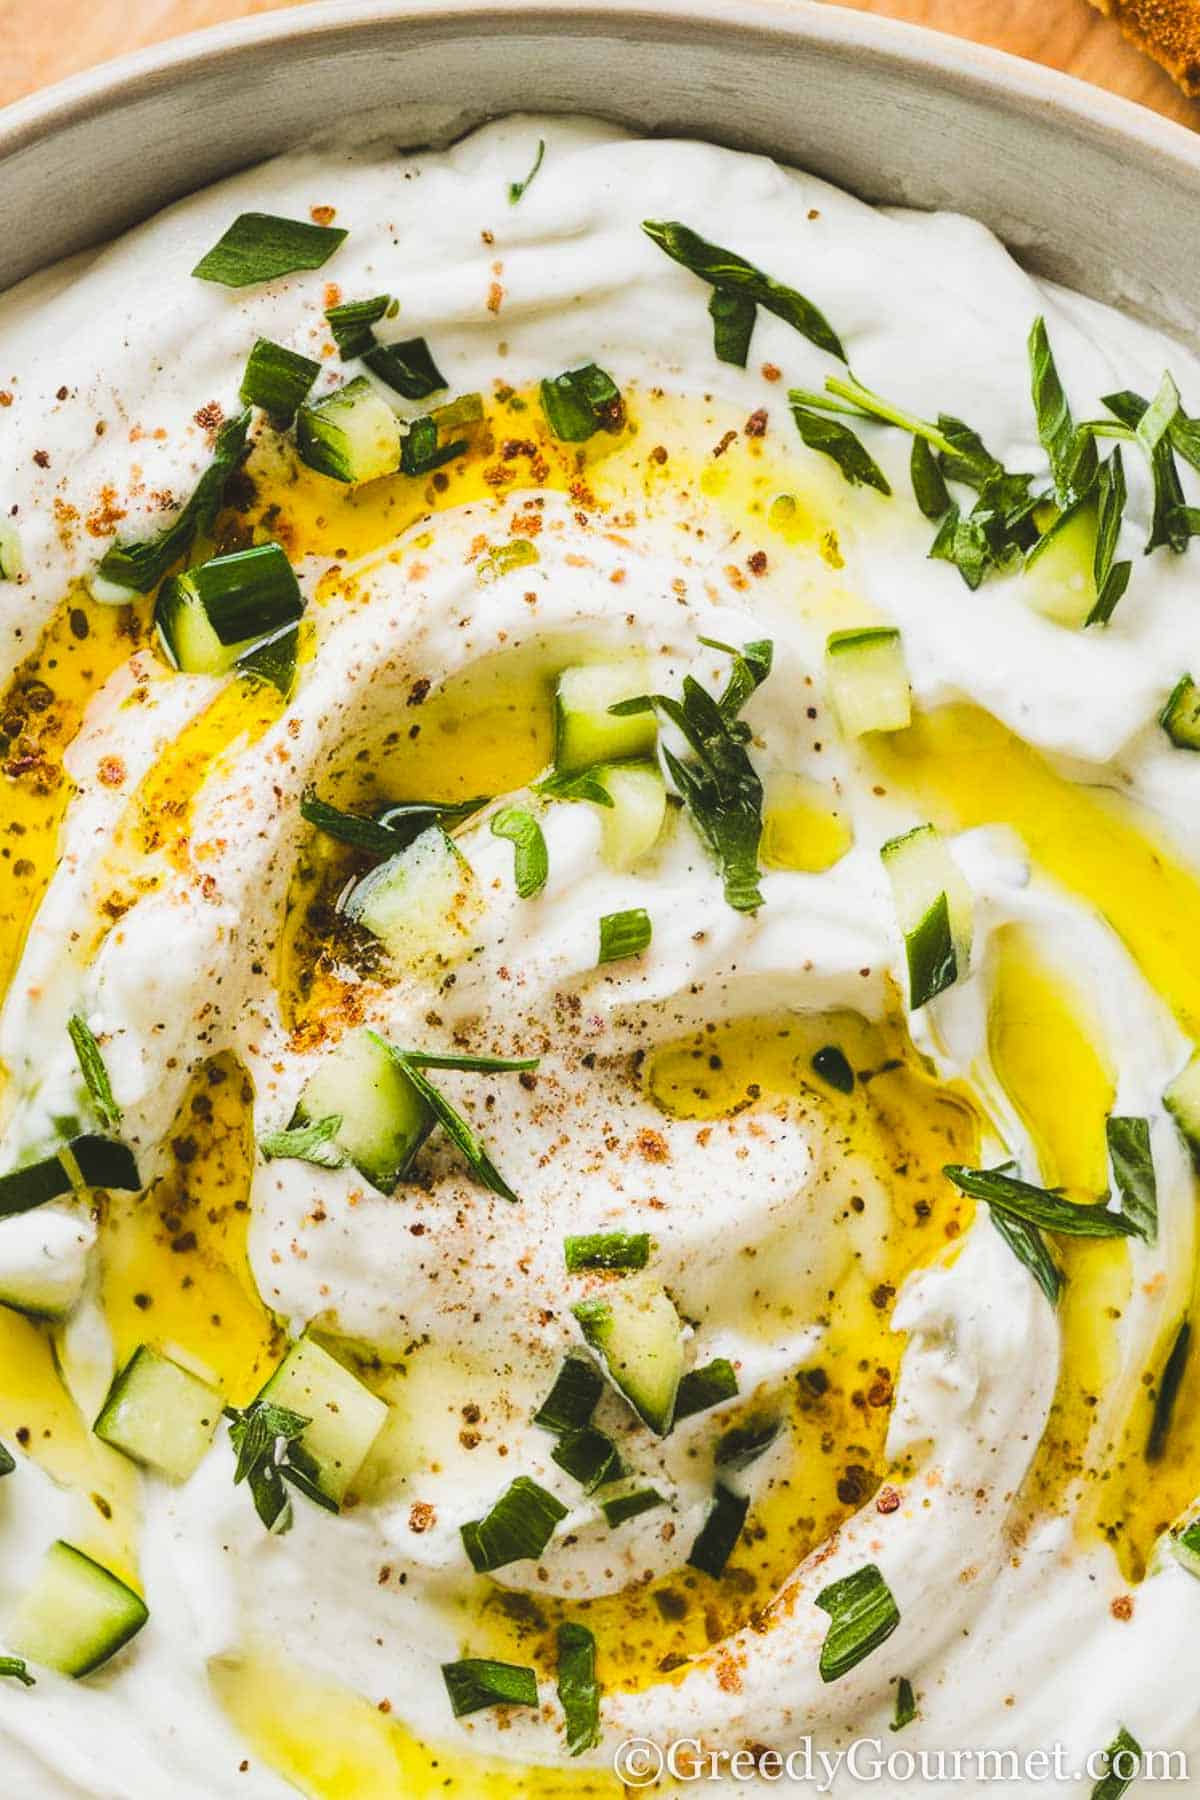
[1086,0,1200,95]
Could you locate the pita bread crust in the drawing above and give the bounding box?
[1086,0,1200,95]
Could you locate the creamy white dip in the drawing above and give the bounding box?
[1,114,1200,1799]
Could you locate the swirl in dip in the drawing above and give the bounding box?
[2,115,1200,1800]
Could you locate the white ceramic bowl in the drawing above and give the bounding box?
[0,0,1197,334]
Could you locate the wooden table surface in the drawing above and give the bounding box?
[2,0,1197,128]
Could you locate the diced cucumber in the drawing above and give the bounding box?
[1165,1050,1200,1166]
[1170,1511,1200,1580]
[291,1027,434,1193]
[825,627,911,737]
[7,1541,148,1677]
[573,1276,684,1436]
[881,823,972,1009]
[0,1207,92,1320]
[1023,495,1098,628]
[93,1345,223,1481]
[592,762,667,869]
[341,825,477,969]
[154,542,302,678]
[554,663,657,774]
[257,1336,387,1507]
[1160,675,1200,750]
[296,376,401,484]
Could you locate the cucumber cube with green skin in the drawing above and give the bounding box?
[341,825,477,970]
[592,761,667,869]
[881,823,972,1010]
[1171,1514,1200,1580]
[554,663,657,774]
[1160,675,1200,750]
[155,542,303,678]
[291,1027,435,1194]
[257,1336,388,1508]
[1165,1049,1200,1166]
[93,1345,223,1481]
[573,1276,684,1436]
[825,627,911,737]
[7,1541,148,1677]
[296,376,402,484]
[1023,494,1099,628]
[0,1208,91,1320]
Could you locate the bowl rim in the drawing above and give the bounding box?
[1,0,1197,175]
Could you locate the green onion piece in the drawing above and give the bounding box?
[814,1562,901,1682]
[192,212,347,287]
[326,294,392,360]
[490,808,549,899]
[891,1675,916,1731]
[1106,1115,1157,1244]
[687,1483,748,1577]
[0,1439,14,1476]
[442,1658,538,1718]
[509,138,546,205]
[715,1416,780,1471]
[943,1164,1141,1239]
[556,1621,600,1756]
[68,1014,121,1131]
[551,1427,623,1493]
[709,289,757,368]
[0,1657,34,1687]
[540,365,624,442]
[461,1476,568,1573]
[239,338,319,423]
[401,1050,540,1074]
[642,221,846,363]
[97,410,250,592]
[259,1115,347,1170]
[0,1152,73,1217]
[563,1232,651,1273]
[1147,1320,1191,1462]
[601,1486,664,1528]
[64,1135,140,1192]
[811,1046,854,1094]
[598,908,652,965]
[400,414,467,477]
[364,337,448,401]
[534,1356,604,1435]
[674,1359,738,1421]
[1090,1726,1141,1800]
[300,791,487,858]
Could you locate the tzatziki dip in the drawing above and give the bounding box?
[2,114,1200,1800]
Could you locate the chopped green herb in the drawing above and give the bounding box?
[1086,446,1132,625]
[674,1359,738,1421]
[442,1657,538,1717]
[943,1164,1141,1239]
[891,1675,916,1731]
[611,637,771,913]
[598,909,652,964]
[789,401,891,495]
[1106,1115,1157,1244]
[687,1483,748,1577]
[0,1657,34,1687]
[325,294,392,359]
[0,1135,140,1219]
[490,808,549,899]
[811,1046,854,1094]
[259,1114,347,1170]
[815,1562,900,1682]
[192,212,347,286]
[1028,315,1096,508]
[1160,674,1200,749]
[366,1036,533,1202]
[643,220,846,363]
[509,138,546,205]
[68,1014,121,1131]
[364,338,448,401]
[551,1427,623,1493]
[715,1416,780,1471]
[1090,1726,1141,1800]
[564,1232,651,1272]
[0,1440,13,1476]
[301,790,488,857]
[602,1486,665,1528]
[988,1207,1064,1307]
[1147,1321,1191,1462]
[910,435,950,520]
[534,767,615,806]
[556,1622,601,1755]
[400,413,467,477]
[461,1476,568,1572]
[534,1357,605,1436]
[98,410,250,592]
[224,1397,312,1534]
[239,338,320,424]
[540,365,624,442]
[709,289,758,366]
[1104,385,1195,556]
